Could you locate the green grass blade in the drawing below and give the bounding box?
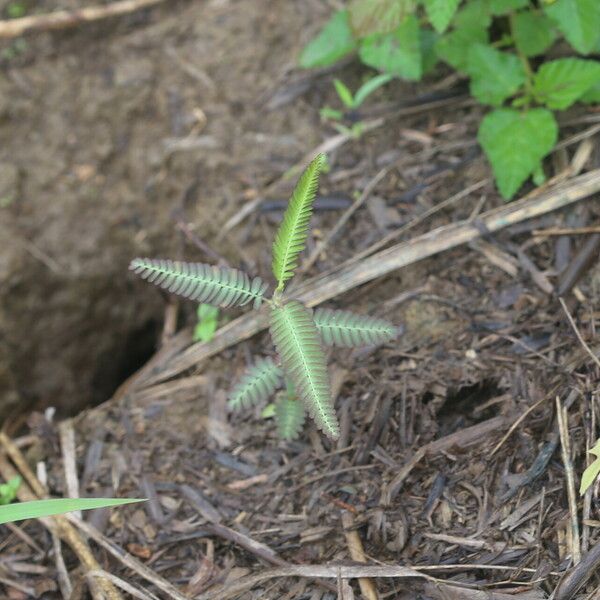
[272,154,325,291]
[270,300,339,439]
[0,498,144,525]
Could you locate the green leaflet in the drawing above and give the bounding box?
[272,154,325,291]
[275,394,305,440]
[544,0,600,55]
[581,438,600,495]
[478,108,558,199]
[314,308,398,347]
[229,358,284,409]
[533,58,600,110]
[299,11,357,68]
[0,498,143,525]
[130,259,268,309]
[0,477,21,505]
[270,301,339,439]
[466,44,526,106]
[512,11,556,57]
[359,15,422,80]
[423,0,460,33]
[490,0,528,14]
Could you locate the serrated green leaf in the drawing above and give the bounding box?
[349,0,416,36]
[466,44,526,106]
[0,498,144,525]
[333,79,355,108]
[359,15,422,80]
[490,0,528,14]
[581,457,600,495]
[544,0,600,54]
[533,58,600,109]
[435,3,489,72]
[270,301,339,439]
[229,358,284,409]
[423,0,461,33]
[272,154,325,290]
[299,11,357,68]
[478,108,558,199]
[512,11,557,57]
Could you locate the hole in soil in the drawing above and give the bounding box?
[89,318,160,409]
[437,379,502,433]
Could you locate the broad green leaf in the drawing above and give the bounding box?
[420,28,439,75]
[435,3,489,72]
[0,498,143,525]
[580,82,600,104]
[272,154,325,290]
[478,108,558,199]
[270,301,339,439]
[544,0,600,54]
[490,0,528,14]
[581,458,600,495]
[533,58,600,109]
[353,73,394,107]
[466,44,526,106]
[512,11,557,57]
[299,11,357,68]
[423,0,461,33]
[349,0,416,36]
[359,15,422,80]
[333,79,355,108]
[193,304,219,343]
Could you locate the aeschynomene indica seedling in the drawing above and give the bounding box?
[130,154,398,440]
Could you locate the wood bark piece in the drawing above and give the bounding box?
[146,169,600,386]
[0,0,165,38]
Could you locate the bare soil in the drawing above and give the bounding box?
[1,1,600,599]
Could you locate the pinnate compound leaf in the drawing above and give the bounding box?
[466,44,526,106]
[270,301,339,439]
[533,58,600,109]
[275,396,305,440]
[512,11,556,57]
[299,11,357,68]
[358,15,422,80]
[544,0,600,54]
[423,0,460,33]
[272,154,325,290]
[349,0,415,36]
[229,358,284,409]
[314,308,398,347]
[0,498,143,525]
[130,259,268,309]
[478,108,558,199]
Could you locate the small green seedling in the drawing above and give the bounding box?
[321,73,394,137]
[130,154,398,440]
[193,304,220,343]
[0,496,144,525]
[580,438,600,495]
[0,476,21,505]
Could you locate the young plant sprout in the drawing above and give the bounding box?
[129,154,398,440]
